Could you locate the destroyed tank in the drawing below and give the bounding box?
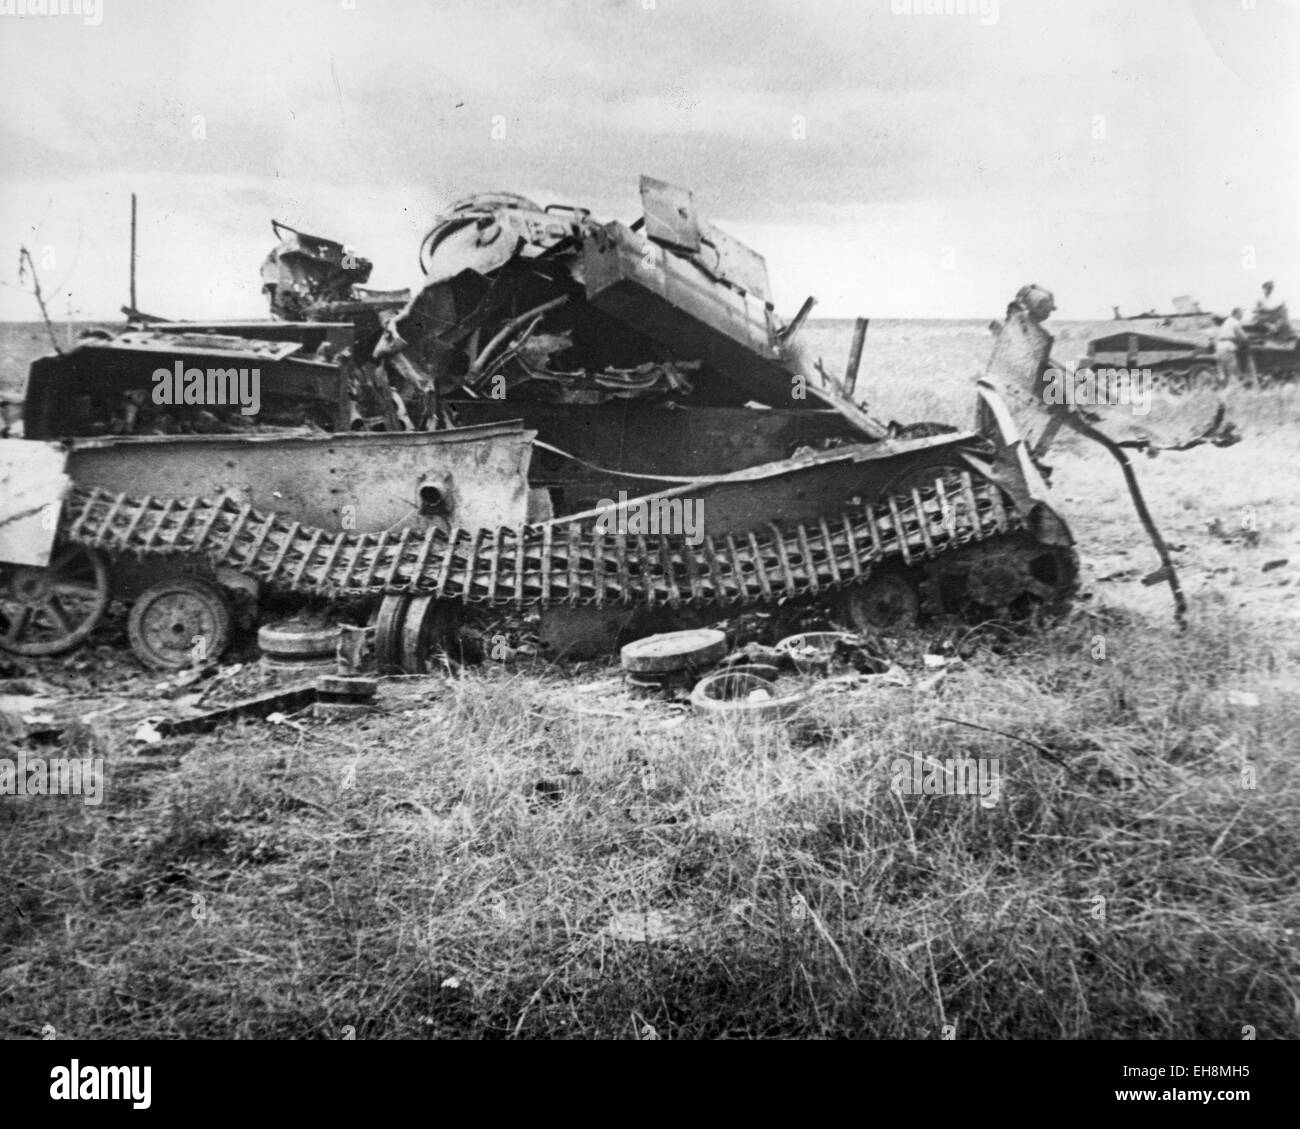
[1,176,1080,670]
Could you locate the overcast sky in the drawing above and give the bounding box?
[1,0,1296,322]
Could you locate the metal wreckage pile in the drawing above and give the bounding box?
[0,176,1237,680]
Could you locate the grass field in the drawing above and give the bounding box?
[2,318,1299,1039]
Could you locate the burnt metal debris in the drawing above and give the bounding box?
[260,220,411,323]
[1,174,1232,670]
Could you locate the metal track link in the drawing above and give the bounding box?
[56,472,1018,609]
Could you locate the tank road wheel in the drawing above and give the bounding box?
[400,595,460,674]
[936,537,1077,623]
[839,571,920,633]
[374,595,411,674]
[1167,365,1219,396]
[0,545,110,657]
[127,577,233,670]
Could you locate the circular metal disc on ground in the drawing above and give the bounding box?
[621,629,728,675]
[689,671,808,720]
[0,544,110,657]
[128,577,232,671]
[258,619,341,658]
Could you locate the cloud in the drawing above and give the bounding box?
[1,0,1295,319]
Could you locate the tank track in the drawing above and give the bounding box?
[56,469,1023,610]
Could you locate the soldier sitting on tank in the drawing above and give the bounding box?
[1247,281,1294,342]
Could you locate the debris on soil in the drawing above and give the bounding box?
[312,701,377,722]
[1206,518,1261,547]
[601,908,696,945]
[157,685,319,736]
[775,632,891,676]
[690,670,809,719]
[315,675,378,701]
[130,719,164,746]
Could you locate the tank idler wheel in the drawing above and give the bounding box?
[839,572,921,633]
[0,544,111,657]
[128,577,233,671]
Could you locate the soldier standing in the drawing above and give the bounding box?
[1213,309,1249,386]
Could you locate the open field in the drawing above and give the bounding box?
[2,319,1299,1039]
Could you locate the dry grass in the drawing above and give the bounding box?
[3,322,1299,1039]
[3,606,1298,1039]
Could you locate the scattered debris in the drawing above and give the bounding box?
[315,675,378,701]
[776,632,890,675]
[690,670,809,720]
[1097,568,1142,583]
[312,675,378,720]
[1206,518,1261,548]
[156,685,319,736]
[130,717,165,745]
[530,779,566,808]
[601,908,695,944]
[937,715,1081,780]
[312,701,376,723]
[820,666,910,692]
[626,672,693,701]
[336,625,372,675]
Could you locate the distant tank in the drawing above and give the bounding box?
[1090,295,1298,393]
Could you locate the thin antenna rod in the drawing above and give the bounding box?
[129,193,138,313]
